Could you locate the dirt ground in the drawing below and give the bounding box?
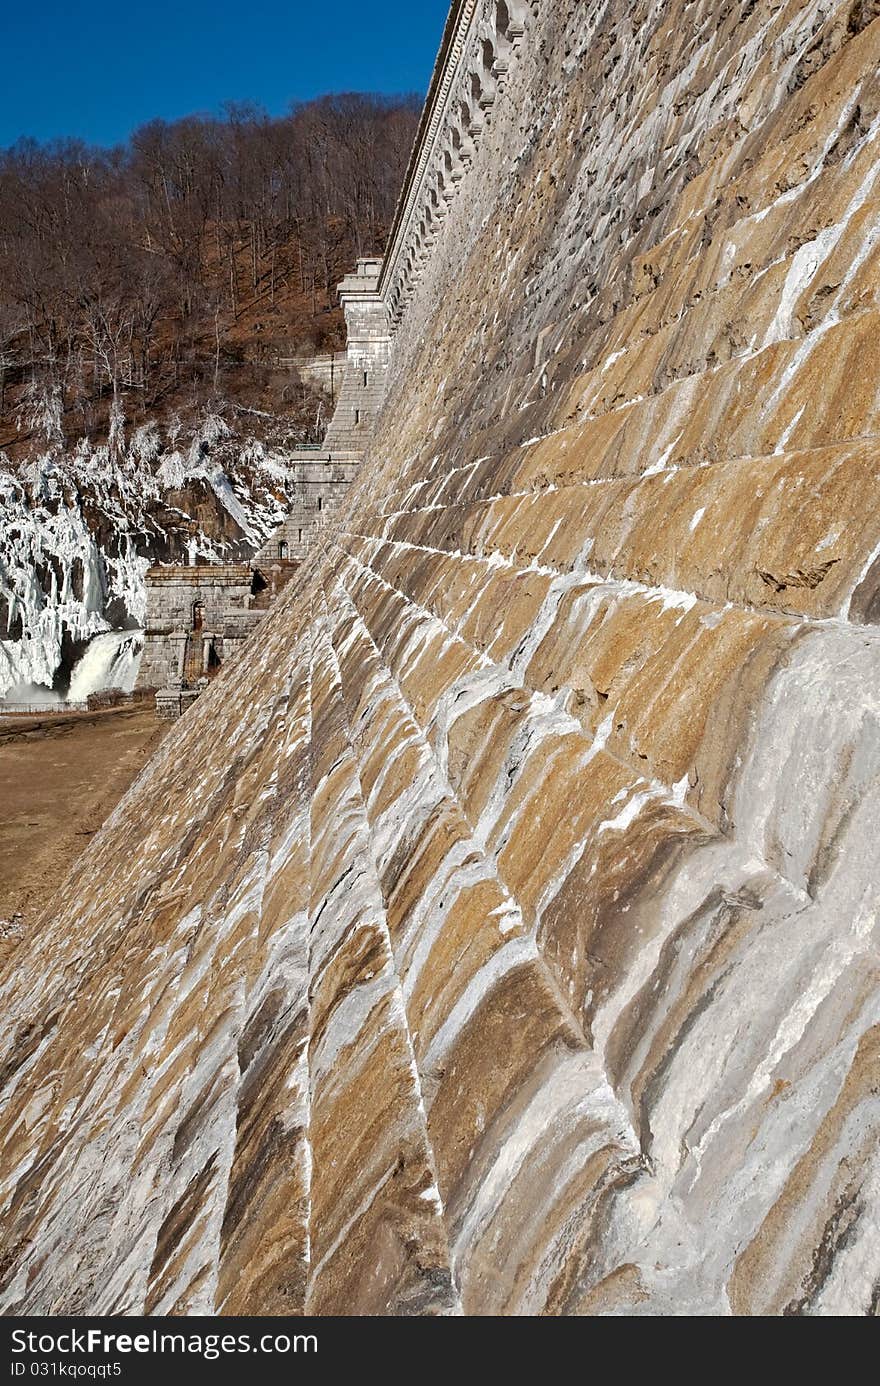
[0,704,169,958]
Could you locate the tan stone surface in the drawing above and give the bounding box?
[1,0,880,1315]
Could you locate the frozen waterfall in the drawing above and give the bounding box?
[66,630,143,701]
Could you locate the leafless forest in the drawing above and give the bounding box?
[0,94,419,454]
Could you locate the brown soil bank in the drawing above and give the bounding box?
[0,705,167,950]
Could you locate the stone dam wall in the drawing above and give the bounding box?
[1,0,879,1316]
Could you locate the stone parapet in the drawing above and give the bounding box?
[155,687,200,721]
[378,1,532,328]
[143,564,255,586]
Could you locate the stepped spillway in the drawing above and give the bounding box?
[1,0,879,1315]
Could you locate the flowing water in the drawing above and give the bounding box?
[66,630,144,701]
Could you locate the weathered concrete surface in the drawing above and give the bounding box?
[1,0,880,1316]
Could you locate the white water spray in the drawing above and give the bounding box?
[67,631,144,701]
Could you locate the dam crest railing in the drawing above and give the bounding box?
[378,0,536,330]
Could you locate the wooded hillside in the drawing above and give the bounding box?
[0,94,419,454]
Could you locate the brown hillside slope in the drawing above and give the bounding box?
[1,0,880,1315]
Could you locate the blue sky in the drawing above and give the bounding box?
[0,0,449,148]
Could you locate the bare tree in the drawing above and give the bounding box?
[0,93,421,449]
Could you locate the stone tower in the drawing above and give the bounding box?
[256,257,392,565]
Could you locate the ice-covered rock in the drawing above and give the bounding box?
[0,418,298,697]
